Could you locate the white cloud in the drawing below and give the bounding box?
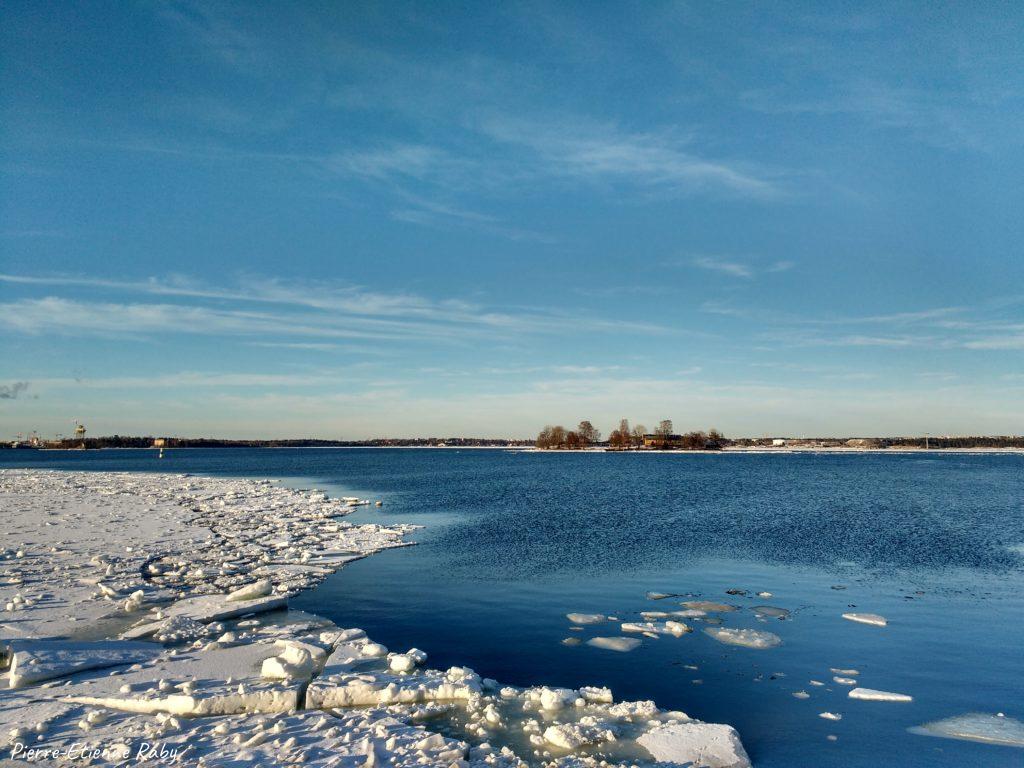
[691,256,754,279]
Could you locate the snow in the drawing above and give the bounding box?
[842,612,887,627]
[0,469,752,767]
[703,627,782,649]
[849,688,913,702]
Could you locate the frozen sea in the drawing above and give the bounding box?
[4,447,1023,767]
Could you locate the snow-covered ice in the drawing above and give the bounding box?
[637,722,751,768]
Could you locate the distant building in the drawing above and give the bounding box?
[772,438,786,446]
[152,438,166,448]
[642,433,684,449]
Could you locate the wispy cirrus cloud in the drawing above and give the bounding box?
[477,118,780,198]
[677,256,796,280]
[0,274,676,343]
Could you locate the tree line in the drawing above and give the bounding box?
[535,419,726,450]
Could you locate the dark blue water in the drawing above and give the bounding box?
[3,448,1023,767]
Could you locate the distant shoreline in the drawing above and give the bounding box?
[7,444,1023,455]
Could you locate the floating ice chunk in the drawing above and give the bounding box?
[566,613,605,625]
[226,578,273,602]
[664,620,691,636]
[752,606,790,620]
[833,676,857,686]
[793,691,810,699]
[586,637,642,652]
[908,712,1024,747]
[682,601,739,613]
[849,687,912,702]
[842,613,887,627]
[646,592,675,600]
[830,668,859,676]
[820,712,842,721]
[638,722,751,768]
[6,640,161,688]
[561,637,581,646]
[703,627,782,649]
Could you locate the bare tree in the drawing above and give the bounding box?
[550,425,567,447]
[577,420,600,445]
[655,419,674,438]
[631,424,646,447]
[535,426,554,449]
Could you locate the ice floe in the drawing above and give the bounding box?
[682,601,739,613]
[585,637,642,652]
[842,612,887,627]
[849,687,913,702]
[908,712,1024,747]
[703,627,782,649]
[565,613,605,625]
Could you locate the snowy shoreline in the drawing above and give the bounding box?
[0,469,751,767]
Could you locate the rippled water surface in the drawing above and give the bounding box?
[4,448,1023,767]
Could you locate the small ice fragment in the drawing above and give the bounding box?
[566,613,605,625]
[703,627,782,649]
[646,592,675,600]
[586,637,642,652]
[842,613,887,627]
[793,691,810,699]
[833,677,857,686]
[830,668,859,676]
[561,637,581,647]
[752,606,790,620]
[681,601,739,613]
[908,712,1024,747]
[757,591,772,598]
[849,688,913,702]
[820,712,842,721]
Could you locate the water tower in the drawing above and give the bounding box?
[73,421,86,448]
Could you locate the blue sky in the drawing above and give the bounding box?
[2,1,1023,439]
